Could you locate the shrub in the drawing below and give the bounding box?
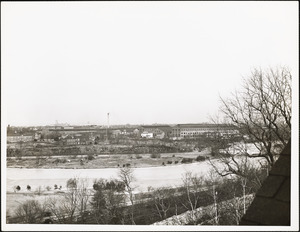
[93,179,125,192]
[150,153,161,158]
[14,185,21,192]
[135,154,142,159]
[162,162,165,166]
[181,158,193,163]
[87,154,95,160]
[46,186,51,191]
[167,161,172,164]
[174,161,179,164]
[27,185,31,191]
[172,154,175,157]
[196,155,206,162]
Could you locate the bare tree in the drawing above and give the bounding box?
[148,186,175,220]
[204,169,223,225]
[180,171,204,224]
[208,153,268,193]
[215,189,254,225]
[47,197,72,224]
[14,200,47,224]
[220,66,291,166]
[205,67,291,221]
[217,179,242,225]
[205,163,262,225]
[47,177,90,223]
[118,166,136,225]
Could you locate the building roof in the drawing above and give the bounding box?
[141,131,153,134]
[121,128,135,132]
[174,123,237,129]
[49,128,102,132]
[239,139,291,225]
[141,125,171,129]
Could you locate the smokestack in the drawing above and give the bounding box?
[107,113,110,128]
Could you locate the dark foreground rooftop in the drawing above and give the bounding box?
[240,139,291,225]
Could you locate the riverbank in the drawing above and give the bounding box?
[7,150,211,169]
[6,161,216,194]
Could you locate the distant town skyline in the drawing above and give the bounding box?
[7,119,216,128]
[2,2,298,127]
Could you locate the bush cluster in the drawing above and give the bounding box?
[181,158,193,163]
[93,179,125,192]
[52,158,67,164]
[196,155,206,162]
[87,154,95,160]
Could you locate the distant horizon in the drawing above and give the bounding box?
[7,120,216,128]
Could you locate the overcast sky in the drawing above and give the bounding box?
[1,2,298,126]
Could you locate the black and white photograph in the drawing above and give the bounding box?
[1,1,299,231]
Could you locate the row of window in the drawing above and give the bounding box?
[181,132,205,135]
[173,128,236,133]
[182,128,219,131]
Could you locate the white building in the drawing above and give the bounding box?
[141,131,154,138]
[171,124,240,138]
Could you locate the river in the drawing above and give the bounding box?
[6,162,214,193]
[6,154,266,193]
